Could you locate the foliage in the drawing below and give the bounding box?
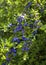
[0,0,46,65]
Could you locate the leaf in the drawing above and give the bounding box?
[40,24,46,30]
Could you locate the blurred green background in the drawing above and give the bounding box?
[0,0,46,65]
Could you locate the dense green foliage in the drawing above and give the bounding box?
[0,0,46,65]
